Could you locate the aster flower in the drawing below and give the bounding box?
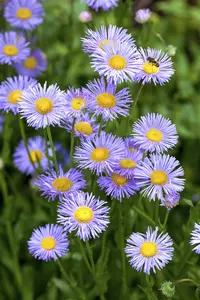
[54,142,70,166]
[132,113,178,153]
[86,77,133,121]
[35,166,87,201]
[190,223,200,254]
[64,87,88,118]
[62,113,99,139]
[13,136,50,175]
[134,48,174,85]
[134,154,185,201]
[91,42,141,84]
[0,31,30,65]
[74,131,125,175]
[114,149,143,178]
[4,0,44,31]
[86,0,119,11]
[82,25,135,54]
[79,11,92,23]
[160,191,180,210]
[15,48,47,78]
[135,9,151,23]
[57,191,109,241]
[97,172,139,201]
[19,82,65,129]
[28,224,69,261]
[125,227,174,274]
[0,76,37,115]
[124,137,140,152]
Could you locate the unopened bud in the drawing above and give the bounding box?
[160,281,175,298]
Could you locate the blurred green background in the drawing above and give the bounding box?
[1,0,200,299]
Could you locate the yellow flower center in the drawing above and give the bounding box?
[98,39,114,49]
[90,147,110,162]
[24,56,37,69]
[16,8,32,20]
[8,90,23,104]
[143,61,159,74]
[140,242,157,258]
[112,173,128,186]
[35,98,53,114]
[146,129,163,142]
[151,170,168,185]
[74,206,94,223]
[75,122,93,135]
[96,93,116,108]
[52,177,72,192]
[3,45,18,56]
[109,55,127,70]
[29,150,43,163]
[120,159,137,169]
[71,98,86,110]
[41,237,56,250]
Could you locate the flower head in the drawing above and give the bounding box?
[79,11,92,23]
[28,224,69,261]
[125,227,174,274]
[124,137,140,152]
[0,76,37,114]
[15,48,47,77]
[86,0,119,11]
[57,191,110,241]
[64,87,88,118]
[35,166,87,201]
[115,149,143,178]
[135,9,151,23]
[19,82,65,129]
[190,223,200,254]
[135,154,185,201]
[13,136,50,175]
[74,131,125,175]
[82,25,135,54]
[0,31,30,65]
[134,48,174,85]
[4,0,44,30]
[91,42,141,84]
[86,77,133,121]
[132,113,178,153]
[160,191,180,210]
[97,172,139,202]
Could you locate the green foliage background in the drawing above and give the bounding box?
[1,0,200,299]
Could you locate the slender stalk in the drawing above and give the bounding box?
[46,126,58,172]
[131,84,144,115]
[98,115,103,136]
[174,278,199,287]
[155,200,159,224]
[85,240,96,274]
[78,238,93,274]
[43,128,51,169]
[132,205,156,226]
[162,210,170,230]
[70,118,76,168]
[119,205,127,297]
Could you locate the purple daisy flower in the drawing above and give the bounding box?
[86,77,133,121]
[54,142,70,166]
[160,191,180,210]
[13,136,50,175]
[134,154,185,201]
[19,82,65,129]
[132,113,178,153]
[82,25,135,54]
[114,149,143,178]
[62,113,99,139]
[57,191,110,241]
[0,31,30,65]
[86,0,119,11]
[74,131,125,175]
[15,48,47,78]
[134,48,174,85]
[135,9,151,23]
[64,87,88,118]
[124,137,141,152]
[35,166,87,201]
[125,227,174,274]
[28,224,69,261]
[91,41,141,84]
[0,76,37,115]
[97,172,139,202]
[4,0,44,31]
[190,223,200,254]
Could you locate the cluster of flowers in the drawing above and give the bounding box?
[0,1,199,277]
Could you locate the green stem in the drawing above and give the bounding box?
[78,238,93,274]
[43,128,51,169]
[85,240,96,274]
[132,205,156,226]
[119,205,127,297]
[2,113,12,164]
[131,84,144,115]
[162,210,170,229]
[155,200,159,224]
[98,115,103,136]
[46,126,58,172]
[70,118,76,168]
[174,278,199,287]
